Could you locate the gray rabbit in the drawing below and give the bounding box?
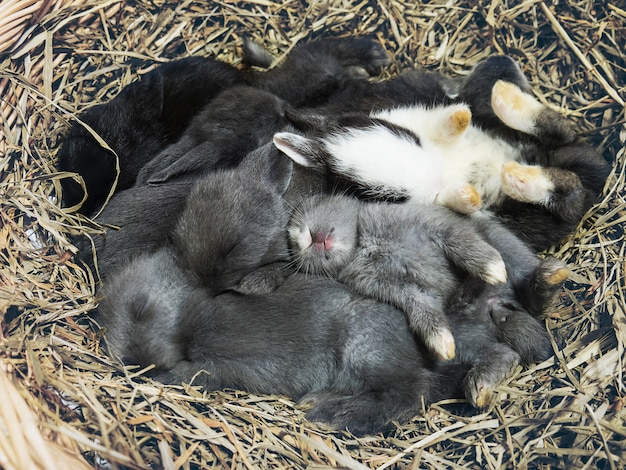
[288,194,508,361]
[171,141,294,295]
[288,194,567,407]
[98,259,465,436]
[75,83,297,281]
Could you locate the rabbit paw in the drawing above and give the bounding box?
[540,258,570,287]
[491,80,543,133]
[436,183,483,214]
[501,161,554,203]
[464,372,496,409]
[482,257,508,285]
[445,105,472,137]
[426,326,456,361]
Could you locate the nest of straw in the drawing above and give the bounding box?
[1,1,624,468]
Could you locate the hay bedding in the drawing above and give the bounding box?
[0,0,624,468]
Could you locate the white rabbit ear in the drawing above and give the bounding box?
[273,132,317,167]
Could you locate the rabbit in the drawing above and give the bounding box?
[57,56,244,214]
[97,259,468,436]
[274,55,611,251]
[73,81,305,278]
[288,193,568,407]
[134,85,289,185]
[288,193,508,361]
[170,141,294,295]
[444,212,569,407]
[74,177,196,280]
[76,141,301,284]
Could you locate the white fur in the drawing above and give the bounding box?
[374,104,524,207]
[288,224,313,253]
[323,125,445,203]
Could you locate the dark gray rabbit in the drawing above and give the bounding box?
[243,36,390,108]
[75,85,295,281]
[99,262,466,436]
[135,86,289,185]
[288,194,508,360]
[444,214,569,407]
[75,178,195,280]
[288,194,568,407]
[96,142,296,367]
[171,141,294,295]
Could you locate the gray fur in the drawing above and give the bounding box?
[288,194,507,360]
[171,142,293,294]
[288,194,567,407]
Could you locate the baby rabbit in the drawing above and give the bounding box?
[135,85,288,185]
[288,194,568,407]
[75,82,295,279]
[57,56,243,214]
[171,141,293,295]
[445,213,569,407]
[275,55,610,251]
[98,258,466,436]
[77,140,294,285]
[288,193,508,360]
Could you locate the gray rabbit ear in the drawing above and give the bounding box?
[285,108,334,132]
[239,142,293,195]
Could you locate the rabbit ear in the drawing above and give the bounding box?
[239,142,293,195]
[272,132,319,168]
[285,107,334,132]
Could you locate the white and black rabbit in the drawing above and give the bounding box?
[274,55,611,251]
[288,193,508,360]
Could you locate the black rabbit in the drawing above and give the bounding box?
[57,57,243,214]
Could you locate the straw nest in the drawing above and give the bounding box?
[1,1,624,468]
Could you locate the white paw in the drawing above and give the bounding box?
[491,80,543,134]
[436,183,482,214]
[501,161,554,203]
[428,327,456,361]
[484,258,507,284]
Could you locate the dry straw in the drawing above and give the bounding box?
[1,0,624,468]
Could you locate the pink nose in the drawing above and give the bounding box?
[312,231,333,251]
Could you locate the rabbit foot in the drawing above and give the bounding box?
[501,161,554,203]
[491,80,543,133]
[538,258,570,287]
[483,257,507,285]
[427,327,456,361]
[446,106,472,137]
[437,183,483,214]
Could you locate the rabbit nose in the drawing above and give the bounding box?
[312,231,333,251]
